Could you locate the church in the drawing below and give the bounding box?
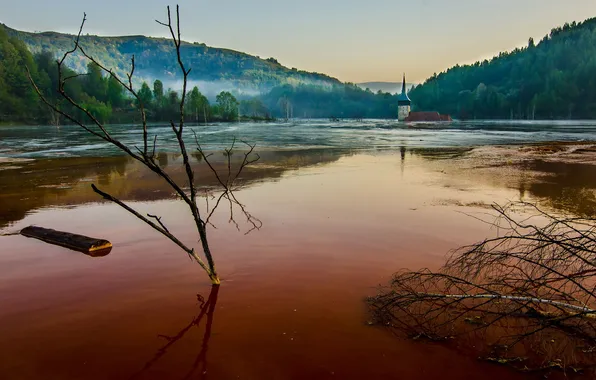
[397,74,412,121]
[397,74,452,122]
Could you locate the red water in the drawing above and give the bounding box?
[0,152,555,379]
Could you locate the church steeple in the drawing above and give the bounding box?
[397,73,411,105]
[397,72,411,121]
[401,73,407,95]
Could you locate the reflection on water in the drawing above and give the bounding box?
[3,145,596,230]
[402,146,596,217]
[521,160,596,216]
[85,247,113,257]
[410,147,474,160]
[0,149,351,228]
[0,156,130,229]
[0,149,554,380]
[132,286,219,380]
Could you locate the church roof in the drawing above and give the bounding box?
[397,92,411,103]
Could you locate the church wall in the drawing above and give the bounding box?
[398,105,410,121]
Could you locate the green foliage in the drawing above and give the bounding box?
[166,90,181,120]
[0,28,115,125]
[239,98,269,118]
[0,26,39,122]
[409,17,596,119]
[81,98,112,123]
[186,86,210,122]
[107,75,125,107]
[85,62,108,102]
[257,83,397,119]
[137,82,153,108]
[215,91,239,121]
[153,79,164,100]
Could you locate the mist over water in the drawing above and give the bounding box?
[150,77,336,100]
[163,79,263,99]
[2,120,596,159]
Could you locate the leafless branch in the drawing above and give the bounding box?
[26,5,261,285]
[147,214,170,234]
[368,201,596,372]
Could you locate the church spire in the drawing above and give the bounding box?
[401,73,407,95]
[397,72,411,121]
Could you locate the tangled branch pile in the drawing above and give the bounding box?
[368,202,596,373]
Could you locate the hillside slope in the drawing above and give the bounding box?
[409,17,596,120]
[1,23,340,95]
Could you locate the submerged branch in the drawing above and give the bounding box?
[369,201,596,371]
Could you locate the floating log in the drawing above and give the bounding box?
[20,226,112,257]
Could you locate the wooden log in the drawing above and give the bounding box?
[20,226,112,256]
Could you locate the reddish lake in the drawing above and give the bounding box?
[1,147,595,379]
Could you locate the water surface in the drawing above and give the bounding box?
[3,119,596,158]
[2,121,596,379]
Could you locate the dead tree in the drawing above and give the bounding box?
[26,5,261,285]
[368,202,596,373]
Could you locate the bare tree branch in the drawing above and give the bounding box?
[26,5,262,285]
[369,201,596,372]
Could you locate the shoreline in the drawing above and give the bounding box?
[4,118,596,126]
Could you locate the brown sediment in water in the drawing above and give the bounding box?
[0,146,595,379]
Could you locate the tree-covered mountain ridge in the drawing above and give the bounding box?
[0,22,340,95]
[409,17,596,120]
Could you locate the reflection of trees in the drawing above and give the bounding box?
[521,160,596,217]
[130,286,219,380]
[409,147,473,160]
[409,147,596,218]
[157,152,169,168]
[0,149,351,229]
[0,155,132,229]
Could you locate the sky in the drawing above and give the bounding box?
[1,0,596,83]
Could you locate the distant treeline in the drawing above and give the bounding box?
[258,84,398,119]
[409,17,596,120]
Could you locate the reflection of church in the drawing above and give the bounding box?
[398,74,452,122]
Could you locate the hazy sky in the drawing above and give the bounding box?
[1,0,595,83]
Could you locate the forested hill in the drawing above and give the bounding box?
[0,22,398,125]
[0,23,340,94]
[409,17,596,120]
